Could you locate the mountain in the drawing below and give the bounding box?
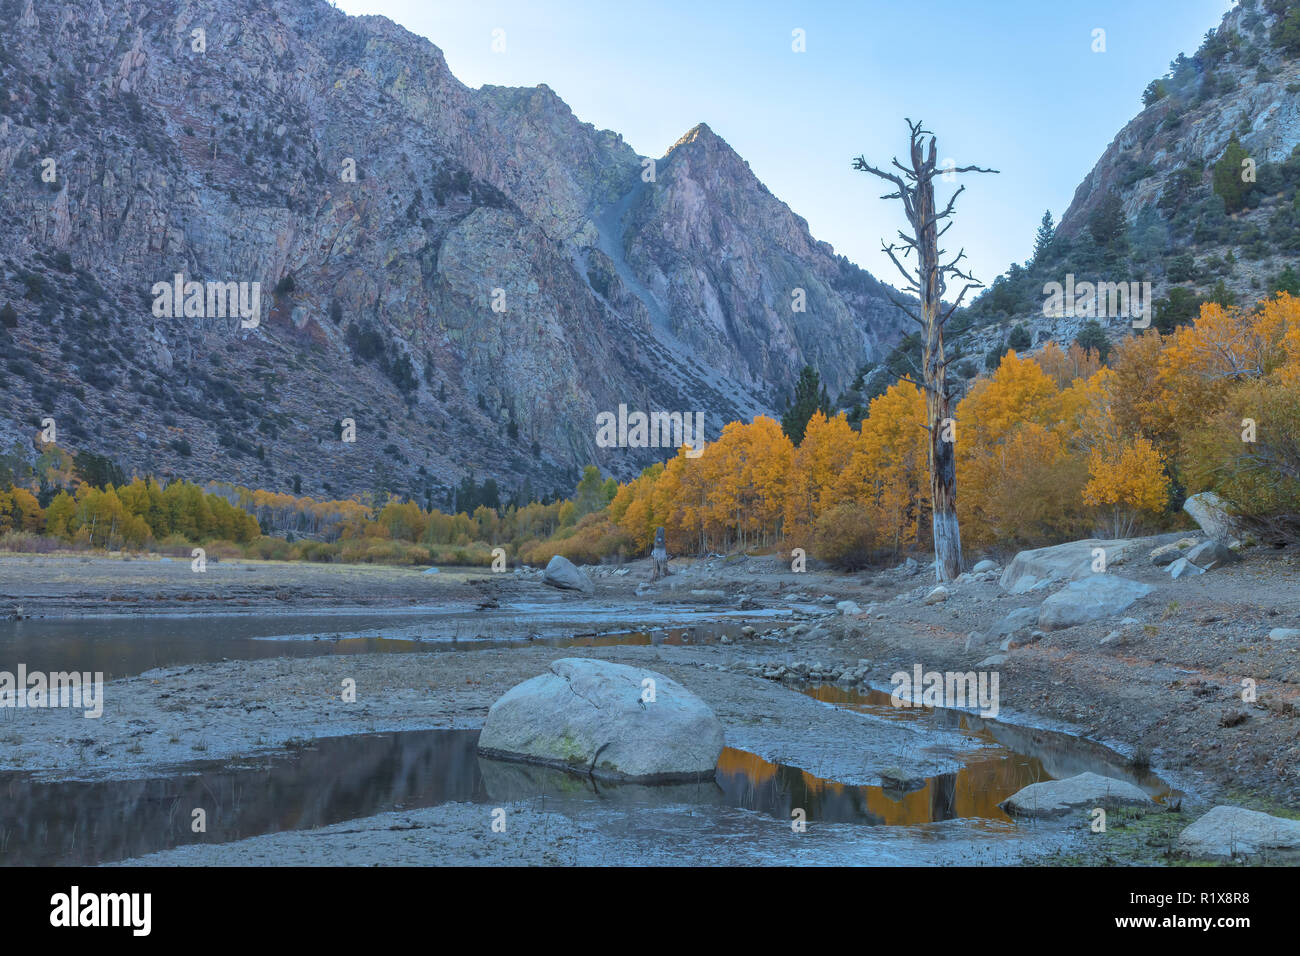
[0,0,908,505]
[958,0,1300,362]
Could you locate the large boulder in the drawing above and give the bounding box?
[999,771,1152,818]
[477,658,725,781]
[542,555,594,593]
[1183,492,1240,543]
[1000,538,1150,594]
[1176,805,1300,862]
[1037,574,1155,631]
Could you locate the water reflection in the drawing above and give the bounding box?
[801,682,1177,802]
[0,727,1044,866]
[0,616,732,682]
[0,730,487,866]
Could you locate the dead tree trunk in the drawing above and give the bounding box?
[854,120,997,583]
[650,526,668,581]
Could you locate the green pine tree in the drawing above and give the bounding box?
[780,366,832,445]
[1088,192,1126,246]
[1032,210,1055,262]
[572,465,606,518]
[1074,319,1111,362]
[1274,264,1300,297]
[1212,134,1252,213]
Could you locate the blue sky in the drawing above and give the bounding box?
[339,0,1236,290]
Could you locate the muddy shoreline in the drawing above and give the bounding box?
[2,549,1297,865]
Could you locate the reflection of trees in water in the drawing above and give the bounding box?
[936,710,1172,800]
[803,683,1176,809]
[929,773,957,821]
[715,754,887,827]
[3,708,1157,866]
[0,730,485,865]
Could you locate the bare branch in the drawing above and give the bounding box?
[923,184,966,232]
[852,157,907,193]
[939,248,969,274]
[884,291,925,327]
[941,283,983,323]
[891,158,919,180]
[854,156,917,221]
[881,243,921,291]
[852,118,994,583]
[896,373,936,396]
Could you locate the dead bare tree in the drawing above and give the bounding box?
[854,119,997,582]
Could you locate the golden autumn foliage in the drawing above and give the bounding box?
[1033,341,1105,390]
[1082,437,1170,537]
[843,381,929,555]
[785,412,858,542]
[0,486,42,534]
[7,291,1300,566]
[1108,330,1177,456]
[956,351,1090,548]
[1164,294,1300,541]
[698,416,794,551]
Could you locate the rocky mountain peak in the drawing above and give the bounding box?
[0,0,908,504]
[670,122,720,149]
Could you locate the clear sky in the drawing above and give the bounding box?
[337,0,1236,290]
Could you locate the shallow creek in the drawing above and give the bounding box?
[0,611,1178,865]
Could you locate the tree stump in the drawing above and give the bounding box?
[650,526,668,581]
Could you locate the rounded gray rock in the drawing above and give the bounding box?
[1176,805,1300,862]
[477,658,724,781]
[998,771,1152,818]
[542,555,594,593]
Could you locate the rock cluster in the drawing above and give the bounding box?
[729,658,874,686]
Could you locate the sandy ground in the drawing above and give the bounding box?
[2,544,1298,865]
[0,553,486,617]
[110,802,1072,867]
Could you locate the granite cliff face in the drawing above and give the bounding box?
[959,1,1300,360]
[0,0,907,501]
[1057,2,1300,248]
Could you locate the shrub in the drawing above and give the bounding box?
[812,502,880,570]
[294,540,338,563]
[0,531,61,554]
[1183,375,1300,545]
[1088,192,1126,246]
[248,536,294,561]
